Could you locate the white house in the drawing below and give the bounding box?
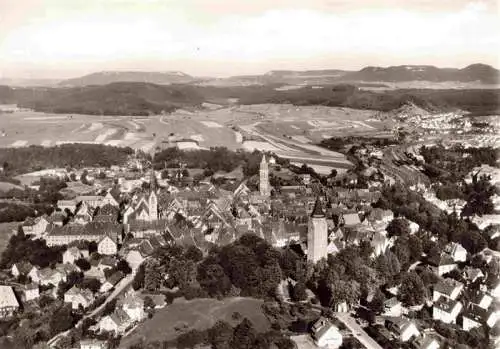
[64,286,94,310]
[98,309,131,334]
[63,247,87,264]
[121,293,146,322]
[385,317,420,342]
[79,339,109,349]
[462,304,499,330]
[0,286,19,318]
[445,242,467,262]
[125,250,146,270]
[23,283,39,301]
[100,272,124,293]
[383,298,403,317]
[413,335,440,349]
[97,236,118,255]
[433,297,462,324]
[37,268,67,286]
[310,317,343,349]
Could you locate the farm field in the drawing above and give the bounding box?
[0,103,390,174]
[120,297,269,348]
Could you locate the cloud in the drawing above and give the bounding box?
[0,0,498,76]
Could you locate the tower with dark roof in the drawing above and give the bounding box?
[307,197,328,263]
[148,157,158,221]
[259,155,271,197]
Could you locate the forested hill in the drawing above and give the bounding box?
[0,82,499,116]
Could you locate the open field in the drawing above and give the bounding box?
[0,182,23,191]
[120,297,268,348]
[0,104,391,173]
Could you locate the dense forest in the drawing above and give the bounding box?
[0,144,133,174]
[1,82,499,116]
[319,136,399,152]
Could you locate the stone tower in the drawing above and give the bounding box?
[148,166,158,221]
[259,155,271,197]
[307,197,328,263]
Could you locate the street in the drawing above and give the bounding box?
[335,312,384,349]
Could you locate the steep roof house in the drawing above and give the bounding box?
[310,317,343,349]
[0,286,19,318]
[64,286,94,310]
[385,316,420,342]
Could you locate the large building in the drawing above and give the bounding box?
[259,155,271,197]
[307,197,328,263]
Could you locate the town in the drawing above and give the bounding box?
[0,121,497,349]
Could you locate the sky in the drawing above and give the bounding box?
[0,0,498,78]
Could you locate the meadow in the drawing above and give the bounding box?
[120,297,269,348]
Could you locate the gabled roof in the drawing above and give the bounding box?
[106,271,124,286]
[434,278,463,297]
[109,308,131,326]
[0,286,19,308]
[433,297,460,313]
[12,261,33,275]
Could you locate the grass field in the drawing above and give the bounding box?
[0,182,23,191]
[120,297,269,348]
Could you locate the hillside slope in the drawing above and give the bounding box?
[59,71,196,86]
[17,82,205,115]
[341,64,499,84]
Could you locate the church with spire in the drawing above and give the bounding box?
[123,161,159,223]
[307,197,328,263]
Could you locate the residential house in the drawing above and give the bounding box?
[23,215,50,238]
[462,267,484,284]
[385,317,420,342]
[38,268,66,286]
[461,303,499,330]
[97,256,117,273]
[100,272,124,293]
[79,339,109,349]
[57,200,77,213]
[102,188,121,207]
[412,335,440,349]
[63,247,88,264]
[27,266,40,284]
[23,283,39,301]
[467,290,493,310]
[310,317,343,349]
[429,253,457,276]
[444,242,467,262]
[98,308,131,334]
[11,262,33,278]
[433,279,464,302]
[0,286,19,318]
[97,236,118,255]
[433,297,463,324]
[384,298,403,317]
[120,293,146,322]
[64,286,94,310]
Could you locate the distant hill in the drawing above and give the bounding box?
[59,71,196,86]
[341,64,499,84]
[15,82,205,116]
[0,78,60,87]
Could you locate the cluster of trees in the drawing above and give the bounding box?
[0,202,37,223]
[319,136,398,152]
[0,144,133,174]
[130,318,295,349]
[154,147,264,176]
[420,145,497,184]
[0,229,63,268]
[376,183,487,255]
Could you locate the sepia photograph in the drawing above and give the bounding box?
[0,0,498,348]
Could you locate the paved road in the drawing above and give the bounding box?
[335,312,384,349]
[48,272,135,347]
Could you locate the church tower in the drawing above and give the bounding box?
[148,166,158,221]
[259,155,271,197]
[307,197,328,263]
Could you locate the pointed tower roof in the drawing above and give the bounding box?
[261,154,267,164]
[150,154,157,192]
[311,197,325,218]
